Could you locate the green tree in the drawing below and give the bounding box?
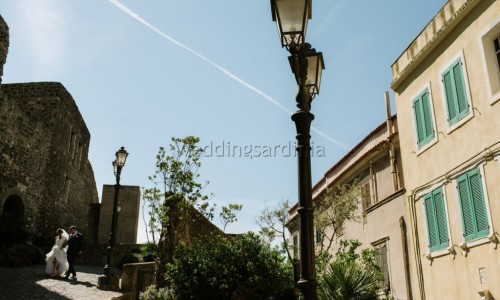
[142,136,214,287]
[166,232,294,300]
[257,199,300,289]
[314,180,362,252]
[314,180,363,276]
[257,181,362,282]
[219,203,243,232]
[317,240,383,300]
[257,199,293,263]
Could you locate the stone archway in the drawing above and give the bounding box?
[1,194,27,245]
[2,194,24,218]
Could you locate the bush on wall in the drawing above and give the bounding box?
[166,232,294,300]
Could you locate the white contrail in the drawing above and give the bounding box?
[108,0,348,150]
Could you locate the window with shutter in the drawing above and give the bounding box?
[424,187,449,251]
[413,88,435,148]
[293,234,299,259]
[442,58,470,125]
[457,168,490,242]
[374,241,390,292]
[361,180,371,223]
[315,230,322,245]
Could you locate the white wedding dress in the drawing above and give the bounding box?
[45,230,69,276]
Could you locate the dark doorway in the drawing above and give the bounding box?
[3,194,24,217]
[1,194,27,245]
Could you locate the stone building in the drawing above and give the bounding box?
[391,0,500,298]
[0,14,99,245]
[288,112,410,299]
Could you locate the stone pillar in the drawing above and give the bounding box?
[98,185,141,244]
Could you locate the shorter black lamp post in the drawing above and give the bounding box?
[270,0,325,299]
[98,146,128,290]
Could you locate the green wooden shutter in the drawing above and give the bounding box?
[443,59,470,125]
[433,190,449,249]
[452,62,468,116]
[424,194,438,249]
[425,188,449,252]
[443,70,457,123]
[458,174,476,240]
[413,89,435,147]
[421,91,435,140]
[458,169,490,242]
[469,170,489,238]
[413,97,425,144]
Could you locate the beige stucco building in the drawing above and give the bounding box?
[288,113,411,299]
[391,0,500,299]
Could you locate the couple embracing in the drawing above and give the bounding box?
[44,225,83,279]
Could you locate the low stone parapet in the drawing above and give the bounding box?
[120,262,156,299]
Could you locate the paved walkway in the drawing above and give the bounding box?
[0,264,125,300]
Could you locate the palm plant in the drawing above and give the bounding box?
[317,240,382,300]
[318,260,381,300]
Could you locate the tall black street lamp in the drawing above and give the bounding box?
[98,146,128,290]
[270,0,324,299]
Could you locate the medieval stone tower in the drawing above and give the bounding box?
[0,14,100,245]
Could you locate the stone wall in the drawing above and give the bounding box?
[85,243,143,267]
[181,203,226,247]
[0,82,99,242]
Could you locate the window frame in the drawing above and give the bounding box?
[372,238,391,293]
[292,234,299,259]
[360,177,371,223]
[315,229,322,245]
[478,17,500,105]
[411,84,438,154]
[439,51,474,133]
[423,187,450,252]
[455,167,492,243]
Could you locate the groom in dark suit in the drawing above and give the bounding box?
[65,225,83,279]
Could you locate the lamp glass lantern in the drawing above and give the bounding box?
[288,49,325,96]
[112,160,118,176]
[270,0,311,48]
[115,147,128,168]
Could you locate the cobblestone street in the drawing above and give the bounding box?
[0,264,124,300]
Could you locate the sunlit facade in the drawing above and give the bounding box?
[391,0,500,299]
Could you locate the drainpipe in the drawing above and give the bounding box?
[399,216,413,300]
[409,193,426,300]
[385,91,399,191]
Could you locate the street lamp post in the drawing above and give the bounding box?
[98,146,128,290]
[270,1,324,299]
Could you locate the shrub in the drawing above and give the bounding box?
[117,253,141,268]
[139,285,175,300]
[139,243,159,262]
[166,232,294,300]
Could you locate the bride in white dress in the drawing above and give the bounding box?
[45,228,69,276]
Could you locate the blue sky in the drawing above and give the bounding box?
[0,0,445,242]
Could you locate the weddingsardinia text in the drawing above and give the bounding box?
[202,141,326,159]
